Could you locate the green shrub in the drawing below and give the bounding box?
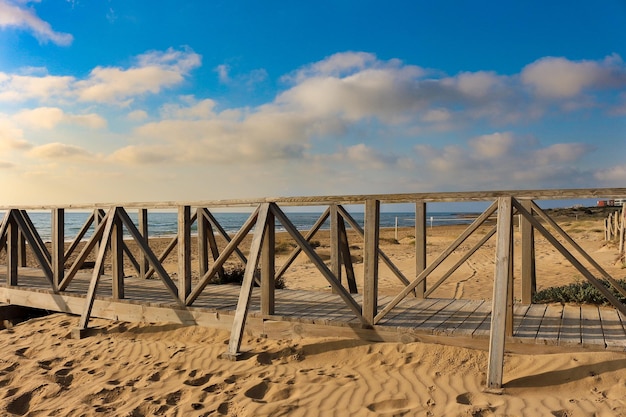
[532,279,626,305]
[209,265,285,289]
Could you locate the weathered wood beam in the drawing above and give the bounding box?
[111,213,124,299]
[186,206,261,306]
[270,204,366,325]
[11,210,53,284]
[60,210,111,291]
[275,207,330,279]
[7,218,18,286]
[144,236,177,280]
[19,210,51,264]
[178,205,192,301]
[338,214,358,294]
[336,205,412,289]
[6,187,624,210]
[223,203,270,359]
[138,208,149,279]
[116,208,181,303]
[487,196,513,390]
[52,208,64,291]
[520,200,536,304]
[363,199,380,325]
[64,211,95,259]
[197,207,209,277]
[17,232,26,267]
[200,208,248,265]
[261,209,275,316]
[74,208,116,336]
[415,202,427,298]
[374,200,499,324]
[424,225,497,297]
[330,204,342,292]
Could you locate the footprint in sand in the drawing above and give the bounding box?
[54,368,73,388]
[456,392,502,416]
[244,381,269,401]
[7,390,33,416]
[184,373,212,387]
[14,347,28,357]
[366,398,415,414]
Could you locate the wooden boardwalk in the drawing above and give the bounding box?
[2,267,625,354]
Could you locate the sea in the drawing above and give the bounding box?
[3,211,478,242]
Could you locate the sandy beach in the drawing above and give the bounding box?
[1,213,625,416]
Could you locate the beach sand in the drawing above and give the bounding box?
[1,214,625,416]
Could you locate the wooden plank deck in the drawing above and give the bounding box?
[1,268,625,353]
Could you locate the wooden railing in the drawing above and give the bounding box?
[1,188,626,389]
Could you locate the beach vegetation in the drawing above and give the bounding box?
[532,278,626,305]
[209,265,286,289]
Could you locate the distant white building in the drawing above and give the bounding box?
[615,198,626,207]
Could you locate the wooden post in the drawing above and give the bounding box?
[223,203,270,359]
[73,208,116,338]
[197,208,209,277]
[261,209,275,316]
[330,204,342,292]
[138,209,149,279]
[520,200,536,304]
[487,196,513,390]
[338,215,358,293]
[178,205,192,301]
[111,211,124,299]
[415,201,427,298]
[7,216,18,286]
[17,232,27,267]
[363,199,380,325]
[52,208,64,292]
[619,204,625,258]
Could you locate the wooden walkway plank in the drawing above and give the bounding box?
[513,304,531,334]
[535,304,564,345]
[420,299,471,334]
[514,303,547,341]
[559,304,581,347]
[598,307,626,349]
[379,297,441,327]
[412,298,457,331]
[453,300,490,337]
[581,305,605,348]
[434,299,484,336]
[469,302,494,338]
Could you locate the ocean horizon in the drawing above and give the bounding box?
[2,211,479,242]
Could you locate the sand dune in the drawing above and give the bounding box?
[0,314,624,416]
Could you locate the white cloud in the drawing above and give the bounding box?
[594,165,626,183]
[127,110,149,122]
[414,133,596,189]
[160,97,217,119]
[0,72,74,102]
[521,54,626,98]
[29,142,93,159]
[532,143,594,165]
[0,0,73,45]
[0,118,30,150]
[74,47,201,105]
[285,51,381,83]
[469,132,515,159]
[215,64,230,83]
[14,107,106,129]
[339,143,398,169]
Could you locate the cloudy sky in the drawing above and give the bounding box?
[1,1,625,205]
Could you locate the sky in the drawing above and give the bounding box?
[0,0,625,206]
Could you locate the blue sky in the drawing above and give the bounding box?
[0,0,625,205]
